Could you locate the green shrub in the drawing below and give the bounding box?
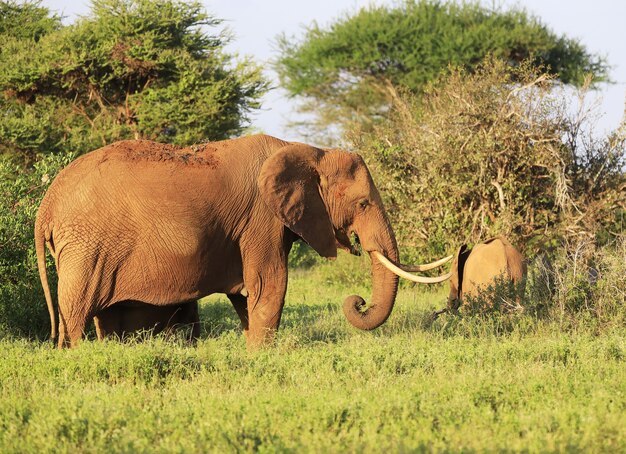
[287,240,322,269]
[459,274,527,316]
[532,238,626,331]
[0,153,72,338]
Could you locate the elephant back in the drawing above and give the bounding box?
[461,238,509,300]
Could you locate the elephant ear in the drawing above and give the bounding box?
[258,144,337,258]
[455,244,471,295]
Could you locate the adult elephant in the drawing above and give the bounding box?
[93,300,199,341]
[35,134,450,348]
[446,236,526,311]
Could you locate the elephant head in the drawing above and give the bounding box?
[258,143,451,330]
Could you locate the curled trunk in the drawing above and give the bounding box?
[342,225,399,330]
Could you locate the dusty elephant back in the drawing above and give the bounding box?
[457,236,526,309]
[500,237,526,284]
[37,135,290,232]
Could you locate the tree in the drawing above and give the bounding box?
[275,0,609,136]
[0,0,268,162]
[0,0,60,41]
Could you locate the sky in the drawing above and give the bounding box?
[41,0,626,142]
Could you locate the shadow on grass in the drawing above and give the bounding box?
[417,308,541,338]
[281,302,348,344]
[280,302,337,328]
[197,298,344,343]
[197,298,241,339]
[187,300,541,345]
[41,291,545,346]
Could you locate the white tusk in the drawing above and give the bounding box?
[372,251,452,284]
[399,254,453,272]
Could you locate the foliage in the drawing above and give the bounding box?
[525,237,626,332]
[287,240,322,269]
[0,0,268,162]
[0,0,60,41]
[455,274,528,316]
[0,153,72,338]
[349,57,625,261]
[275,0,609,137]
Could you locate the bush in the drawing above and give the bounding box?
[0,153,72,338]
[459,274,527,316]
[349,57,625,261]
[528,237,626,331]
[287,241,322,269]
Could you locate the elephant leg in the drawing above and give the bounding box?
[56,260,106,348]
[57,311,68,349]
[243,268,288,348]
[227,294,249,337]
[93,315,105,340]
[184,301,201,341]
[57,304,92,348]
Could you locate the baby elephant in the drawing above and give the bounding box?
[447,236,526,312]
[93,300,200,341]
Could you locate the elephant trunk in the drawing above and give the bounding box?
[342,218,399,330]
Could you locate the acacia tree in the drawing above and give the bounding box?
[0,0,60,41]
[275,0,609,136]
[0,0,268,162]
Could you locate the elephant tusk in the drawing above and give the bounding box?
[398,254,453,272]
[372,251,452,284]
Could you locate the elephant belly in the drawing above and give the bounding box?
[115,242,244,306]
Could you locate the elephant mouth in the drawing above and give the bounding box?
[350,232,363,256]
[335,228,361,256]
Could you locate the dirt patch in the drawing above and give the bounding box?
[110,140,220,169]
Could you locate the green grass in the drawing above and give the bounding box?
[0,257,625,453]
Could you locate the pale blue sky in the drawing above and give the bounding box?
[42,0,626,142]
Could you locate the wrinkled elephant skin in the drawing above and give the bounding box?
[36,134,402,348]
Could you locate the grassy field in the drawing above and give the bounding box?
[0,255,625,453]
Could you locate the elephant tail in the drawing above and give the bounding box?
[35,220,56,341]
